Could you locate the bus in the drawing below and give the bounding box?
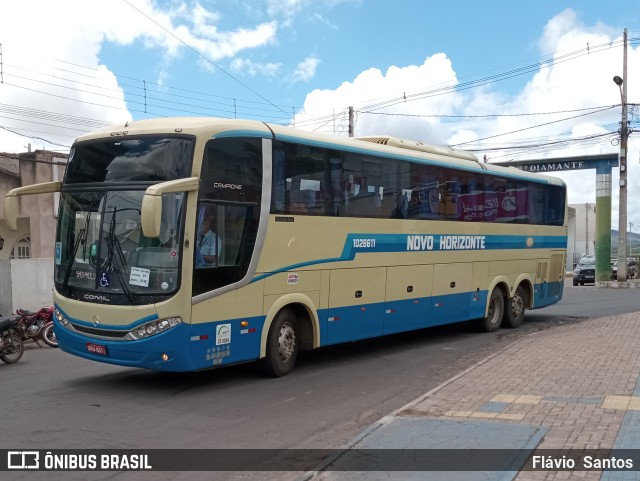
[4,117,567,376]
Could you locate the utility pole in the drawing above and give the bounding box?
[614,28,629,281]
[348,106,354,137]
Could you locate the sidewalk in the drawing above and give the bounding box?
[302,311,640,481]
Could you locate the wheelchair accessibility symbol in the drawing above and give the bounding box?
[99,272,111,288]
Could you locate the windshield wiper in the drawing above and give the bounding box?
[62,195,96,290]
[104,206,136,303]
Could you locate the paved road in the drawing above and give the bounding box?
[4,285,640,481]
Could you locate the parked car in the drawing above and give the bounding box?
[573,255,595,286]
[611,258,639,280]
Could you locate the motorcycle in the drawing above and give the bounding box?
[14,306,58,348]
[41,320,57,348]
[0,315,24,364]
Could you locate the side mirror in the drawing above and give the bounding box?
[141,194,163,239]
[4,195,18,231]
[140,177,199,238]
[5,181,62,231]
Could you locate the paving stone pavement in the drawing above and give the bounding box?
[303,312,640,481]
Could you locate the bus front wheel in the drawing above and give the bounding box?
[260,309,299,377]
[476,287,504,333]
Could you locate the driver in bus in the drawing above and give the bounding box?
[196,214,222,266]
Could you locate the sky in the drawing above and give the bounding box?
[1,0,640,232]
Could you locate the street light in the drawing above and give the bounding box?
[614,73,628,281]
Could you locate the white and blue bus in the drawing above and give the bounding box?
[5,118,567,376]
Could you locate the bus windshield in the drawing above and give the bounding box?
[53,135,193,305]
[54,189,185,305]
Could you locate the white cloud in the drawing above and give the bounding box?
[313,13,339,30]
[295,53,461,142]
[0,0,279,152]
[0,1,135,152]
[230,58,282,77]
[290,56,321,84]
[267,0,355,28]
[190,2,222,38]
[294,10,639,229]
[190,21,278,68]
[267,0,306,16]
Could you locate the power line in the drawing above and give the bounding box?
[359,105,619,120]
[0,124,71,148]
[3,50,296,113]
[291,38,633,129]
[1,34,632,135]
[2,60,295,122]
[0,32,634,155]
[449,105,618,147]
[3,81,139,115]
[0,103,111,128]
[121,0,288,116]
[356,39,628,113]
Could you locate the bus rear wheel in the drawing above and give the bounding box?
[476,287,504,333]
[259,309,299,377]
[503,285,526,328]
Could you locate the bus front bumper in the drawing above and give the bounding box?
[54,317,196,372]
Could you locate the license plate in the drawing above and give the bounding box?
[86,342,107,356]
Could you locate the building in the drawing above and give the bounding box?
[567,205,576,271]
[569,202,596,264]
[0,149,67,313]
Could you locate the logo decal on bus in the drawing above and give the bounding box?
[216,324,231,345]
[83,294,112,303]
[407,235,487,251]
[213,182,242,190]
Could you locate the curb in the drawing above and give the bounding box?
[297,336,525,481]
[297,314,616,480]
[597,280,640,288]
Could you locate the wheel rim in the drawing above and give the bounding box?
[277,321,296,362]
[45,327,56,343]
[2,336,22,362]
[511,294,524,319]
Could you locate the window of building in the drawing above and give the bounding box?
[10,235,31,259]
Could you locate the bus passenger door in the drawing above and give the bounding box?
[431,263,473,326]
[326,267,386,344]
[384,265,431,334]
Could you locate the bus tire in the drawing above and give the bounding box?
[259,309,299,377]
[476,287,504,333]
[502,285,525,329]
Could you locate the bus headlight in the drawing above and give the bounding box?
[126,317,181,340]
[54,308,69,326]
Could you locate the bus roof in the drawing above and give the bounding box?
[74,116,565,188]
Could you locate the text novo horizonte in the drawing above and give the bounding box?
[407,235,486,251]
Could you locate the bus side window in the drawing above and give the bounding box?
[428,186,442,217]
[289,185,312,213]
